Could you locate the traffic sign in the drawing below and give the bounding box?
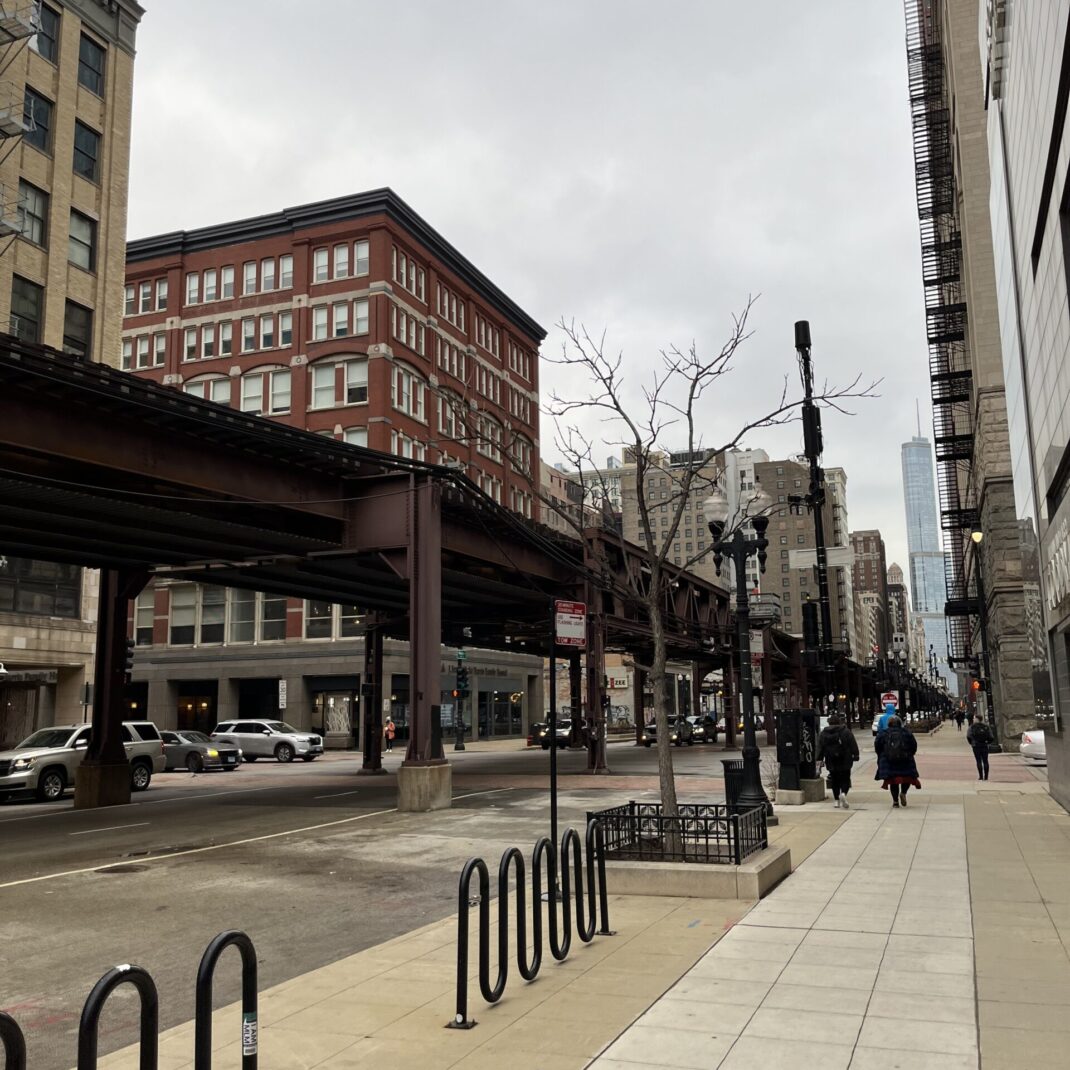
[554,600,587,648]
[880,691,899,709]
[456,649,467,661]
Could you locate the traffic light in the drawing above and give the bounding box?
[456,665,470,696]
[124,637,136,680]
[972,679,981,692]
[451,689,460,700]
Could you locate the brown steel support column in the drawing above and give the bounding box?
[761,631,776,746]
[691,662,703,725]
[585,612,607,772]
[74,567,149,809]
[360,616,385,774]
[633,666,646,745]
[396,477,450,809]
[568,651,583,747]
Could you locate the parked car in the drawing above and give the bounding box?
[526,722,546,747]
[211,720,322,763]
[1020,730,1046,761]
[0,721,165,802]
[685,715,718,743]
[715,715,766,734]
[641,717,694,747]
[161,730,241,772]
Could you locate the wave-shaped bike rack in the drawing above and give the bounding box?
[195,930,259,1070]
[77,964,158,1070]
[0,1012,26,1070]
[448,819,614,1029]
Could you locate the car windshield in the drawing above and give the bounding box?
[180,731,211,743]
[16,728,76,749]
[264,721,297,733]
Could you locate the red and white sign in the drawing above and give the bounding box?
[554,600,587,648]
[880,691,899,709]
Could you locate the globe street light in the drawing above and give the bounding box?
[704,485,774,817]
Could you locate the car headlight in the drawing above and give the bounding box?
[207,749,219,758]
[12,756,36,771]
[237,748,244,757]
[671,733,678,741]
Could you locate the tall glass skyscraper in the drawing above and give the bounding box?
[901,436,955,694]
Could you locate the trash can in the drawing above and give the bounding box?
[722,758,744,812]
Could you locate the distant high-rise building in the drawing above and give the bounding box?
[850,530,889,655]
[886,562,912,654]
[900,435,954,694]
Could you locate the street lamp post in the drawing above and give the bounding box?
[705,485,774,817]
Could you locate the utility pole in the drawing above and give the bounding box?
[792,321,836,713]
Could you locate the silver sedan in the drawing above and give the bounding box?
[161,730,242,773]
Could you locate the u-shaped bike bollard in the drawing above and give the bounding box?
[0,1011,26,1070]
[195,930,259,1070]
[77,964,158,1070]
[449,820,613,1029]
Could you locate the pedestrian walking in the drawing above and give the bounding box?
[877,702,896,732]
[967,714,993,780]
[384,717,396,752]
[955,709,965,731]
[817,711,860,809]
[874,714,921,808]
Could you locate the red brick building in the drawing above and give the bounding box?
[118,191,546,742]
[123,189,542,517]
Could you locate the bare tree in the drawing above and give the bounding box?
[429,303,876,846]
[539,304,877,846]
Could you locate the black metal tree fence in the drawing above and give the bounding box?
[449,820,614,1029]
[1,930,257,1070]
[587,801,768,865]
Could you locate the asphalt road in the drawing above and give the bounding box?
[0,739,729,1070]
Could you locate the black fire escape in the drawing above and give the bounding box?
[905,1,977,664]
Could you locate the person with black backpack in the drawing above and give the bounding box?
[966,715,993,780]
[874,714,920,807]
[818,712,860,809]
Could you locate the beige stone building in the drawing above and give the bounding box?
[0,0,144,746]
[904,0,1036,741]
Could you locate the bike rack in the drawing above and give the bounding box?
[0,1012,26,1070]
[195,930,258,1070]
[448,820,613,1029]
[77,964,158,1070]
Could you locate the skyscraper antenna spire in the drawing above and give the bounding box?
[916,398,921,437]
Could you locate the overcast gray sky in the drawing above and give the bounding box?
[128,0,931,573]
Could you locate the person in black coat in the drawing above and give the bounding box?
[817,712,860,809]
[874,714,921,807]
[966,715,993,780]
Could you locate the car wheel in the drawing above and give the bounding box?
[688,738,695,746]
[541,743,550,750]
[131,761,152,792]
[35,767,66,802]
[301,755,316,762]
[275,743,295,763]
[644,741,651,747]
[244,755,258,762]
[186,753,204,774]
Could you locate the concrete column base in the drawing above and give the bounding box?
[800,777,826,802]
[74,761,131,809]
[397,761,452,811]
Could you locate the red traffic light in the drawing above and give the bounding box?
[451,689,460,699]
[971,679,981,691]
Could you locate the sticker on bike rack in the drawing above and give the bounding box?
[242,1012,258,1056]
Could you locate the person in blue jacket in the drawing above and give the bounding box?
[877,703,897,732]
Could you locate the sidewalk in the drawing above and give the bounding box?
[92,730,1070,1070]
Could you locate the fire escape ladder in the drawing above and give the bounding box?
[904,0,975,663]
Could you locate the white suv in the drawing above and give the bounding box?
[212,720,322,763]
[0,722,166,802]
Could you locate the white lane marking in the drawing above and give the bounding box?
[0,788,509,891]
[69,822,149,837]
[313,790,361,799]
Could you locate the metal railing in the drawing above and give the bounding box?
[588,801,767,865]
[0,1012,25,1070]
[195,930,258,1070]
[449,820,613,1029]
[78,965,158,1070]
[2,930,258,1070]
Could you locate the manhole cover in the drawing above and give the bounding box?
[97,864,149,875]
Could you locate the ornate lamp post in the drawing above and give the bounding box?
[704,485,774,816]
